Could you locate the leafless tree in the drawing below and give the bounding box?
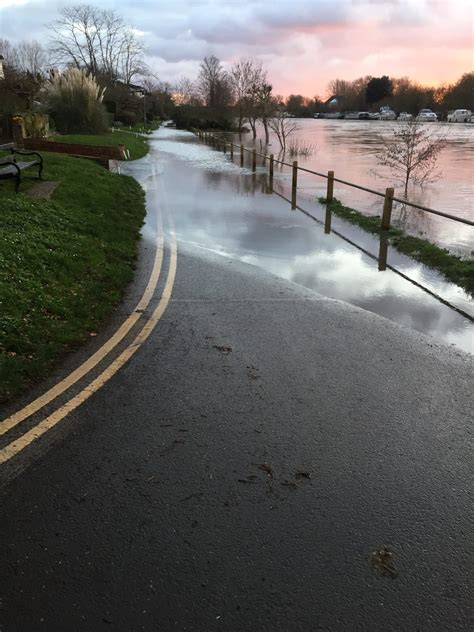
[0,39,20,70]
[377,120,447,193]
[197,55,232,109]
[0,39,47,109]
[48,4,146,85]
[174,76,200,106]
[16,40,48,76]
[230,57,264,131]
[251,81,274,144]
[268,110,299,153]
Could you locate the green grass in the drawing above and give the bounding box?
[126,120,161,134]
[319,197,474,296]
[0,152,146,402]
[53,130,149,160]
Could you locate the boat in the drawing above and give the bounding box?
[416,109,438,122]
[397,112,413,121]
[447,109,472,122]
[379,106,397,121]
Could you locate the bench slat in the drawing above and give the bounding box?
[0,165,18,175]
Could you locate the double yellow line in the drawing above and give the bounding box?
[0,213,177,465]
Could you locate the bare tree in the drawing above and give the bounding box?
[119,27,147,85]
[377,120,447,193]
[268,109,299,153]
[0,39,20,70]
[174,76,200,106]
[48,4,145,85]
[251,81,274,144]
[0,38,47,109]
[197,55,232,109]
[16,40,48,76]
[230,57,264,131]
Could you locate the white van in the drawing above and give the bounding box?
[447,109,472,122]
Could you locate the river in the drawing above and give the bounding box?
[232,119,474,256]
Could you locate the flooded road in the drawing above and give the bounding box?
[233,119,474,255]
[125,128,473,354]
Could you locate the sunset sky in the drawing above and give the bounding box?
[0,0,472,96]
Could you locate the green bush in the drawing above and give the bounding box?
[119,110,138,126]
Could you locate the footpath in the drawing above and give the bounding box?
[0,133,472,631]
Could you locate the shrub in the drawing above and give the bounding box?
[22,112,49,138]
[46,68,108,134]
[287,138,316,157]
[118,110,138,126]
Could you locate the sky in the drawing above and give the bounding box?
[0,0,472,97]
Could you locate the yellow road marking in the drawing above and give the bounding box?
[0,222,177,465]
[0,215,164,437]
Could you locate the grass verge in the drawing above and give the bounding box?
[125,120,161,134]
[0,152,146,402]
[53,130,149,160]
[319,197,474,296]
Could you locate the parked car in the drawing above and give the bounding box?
[447,109,472,122]
[397,112,413,121]
[416,109,438,122]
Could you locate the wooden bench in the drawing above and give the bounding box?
[0,146,43,192]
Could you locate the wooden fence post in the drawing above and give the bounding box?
[223,142,226,154]
[240,145,244,167]
[324,206,332,234]
[230,144,233,160]
[291,161,298,209]
[269,154,274,190]
[327,171,334,203]
[252,149,257,172]
[378,233,388,271]
[381,187,394,230]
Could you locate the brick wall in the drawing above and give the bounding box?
[23,139,125,161]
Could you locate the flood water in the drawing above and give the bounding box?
[123,128,474,355]
[232,119,474,256]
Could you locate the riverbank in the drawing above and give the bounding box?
[319,197,474,296]
[0,151,146,402]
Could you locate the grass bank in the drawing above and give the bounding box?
[126,120,161,134]
[0,152,146,402]
[53,130,149,160]
[319,197,474,296]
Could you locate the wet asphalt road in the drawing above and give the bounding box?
[1,244,473,631]
[1,137,473,631]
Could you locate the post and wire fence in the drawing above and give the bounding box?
[194,130,474,236]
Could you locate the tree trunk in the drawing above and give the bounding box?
[249,117,257,139]
[263,118,269,144]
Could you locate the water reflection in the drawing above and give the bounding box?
[123,128,474,354]
[230,120,474,255]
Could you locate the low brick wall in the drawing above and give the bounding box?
[22,139,125,162]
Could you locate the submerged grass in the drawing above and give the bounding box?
[319,197,474,296]
[0,151,146,402]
